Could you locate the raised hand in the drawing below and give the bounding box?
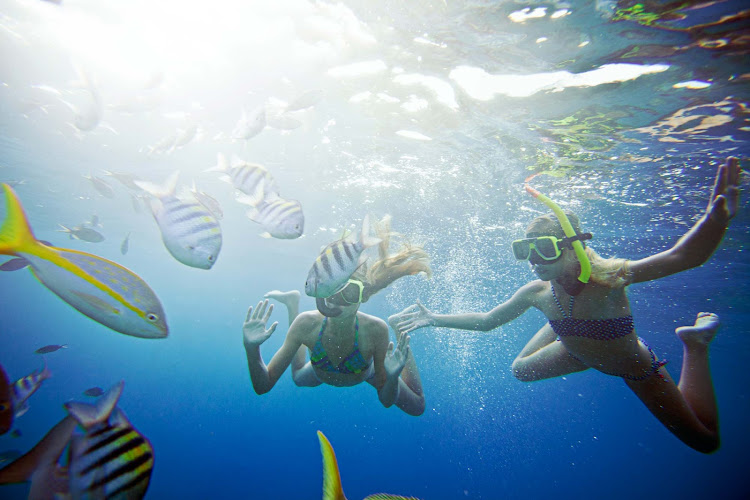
[707,156,741,224]
[242,299,278,347]
[388,299,434,334]
[384,329,411,379]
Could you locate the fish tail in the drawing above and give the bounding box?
[38,356,52,382]
[317,431,347,500]
[205,152,229,173]
[359,214,382,249]
[0,184,39,256]
[64,380,123,429]
[134,171,179,199]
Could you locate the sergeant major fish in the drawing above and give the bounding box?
[305,215,381,299]
[245,194,304,239]
[0,381,153,500]
[135,171,222,269]
[209,153,280,202]
[10,359,51,418]
[0,183,169,339]
[65,381,154,500]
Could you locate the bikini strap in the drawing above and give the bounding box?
[319,317,328,338]
[352,317,359,347]
[551,284,575,318]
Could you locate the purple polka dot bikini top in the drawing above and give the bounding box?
[548,285,634,341]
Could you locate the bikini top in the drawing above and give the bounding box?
[548,285,634,341]
[310,317,372,375]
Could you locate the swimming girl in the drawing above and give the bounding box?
[242,216,431,416]
[389,157,741,451]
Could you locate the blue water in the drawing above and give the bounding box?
[1,1,749,499]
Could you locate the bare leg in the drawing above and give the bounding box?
[265,290,309,380]
[511,323,589,381]
[624,312,720,453]
[291,361,323,387]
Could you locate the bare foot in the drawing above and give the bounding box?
[264,290,300,309]
[676,312,720,346]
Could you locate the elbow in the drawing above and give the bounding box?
[251,380,272,395]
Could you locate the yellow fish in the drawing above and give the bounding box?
[0,184,168,339]
[318,431,420,500]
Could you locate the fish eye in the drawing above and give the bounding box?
[0,403,8,411]
[146,313,159,322]
[208,255,215,261]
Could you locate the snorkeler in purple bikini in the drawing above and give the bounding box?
[390,156,741,453]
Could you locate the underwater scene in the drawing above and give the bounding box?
[0,0,749,498]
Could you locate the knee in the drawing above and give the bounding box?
[410,396,426,417]
[511,359,536,382]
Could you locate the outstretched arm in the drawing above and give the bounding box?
[243,299,300,395]
[629,157,741,284]
[389,284,536,334]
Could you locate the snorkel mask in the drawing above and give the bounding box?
[523,176,592,285]
[315,279,365,317]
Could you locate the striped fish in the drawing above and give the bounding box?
[245,195,304,239]
[210,153,279,203]
[318,431,419,500]
[0,184,168,339]
[65,381,153,500]
[10,359,51,418]
[305,215,381,298]
[135,171,222,270]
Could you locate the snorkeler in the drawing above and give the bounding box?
[390,156,741,452]
[242,216,431,416]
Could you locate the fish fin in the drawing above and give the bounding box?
[64,380,123,429]
[0,415,76,486]
[0,257,30,272]
[359,215,382,249]
[70,290,121,315]
[39,356,52,382]
[236,185,265,207]
[134,171,179,198]
[0,184,39,256]
[363,495,420,500]
[14,400,29,418]
[317,431,347,500]
[259,232,272,239]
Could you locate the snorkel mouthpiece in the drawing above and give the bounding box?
[524,182,591,284]
[316,297,343,317]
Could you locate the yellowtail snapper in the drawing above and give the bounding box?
[318,431,419,500]
[0,183,168,339]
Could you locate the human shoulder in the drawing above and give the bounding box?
[288,311,323,340]
[356,312,388,338]
[515,280,548,301]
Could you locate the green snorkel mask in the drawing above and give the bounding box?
[524,180,592,285]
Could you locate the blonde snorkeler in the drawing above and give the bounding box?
[390,157,741,452]
[242,216,430,416]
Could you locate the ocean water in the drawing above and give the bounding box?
[0,0,749,498]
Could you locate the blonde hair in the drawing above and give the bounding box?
[526,212,632,288]
[352,215,432,302]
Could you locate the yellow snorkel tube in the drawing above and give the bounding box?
[524,181,591,284]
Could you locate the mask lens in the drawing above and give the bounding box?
[534,237,560,259]
[512,239,532,260]
[341,280,363,304]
